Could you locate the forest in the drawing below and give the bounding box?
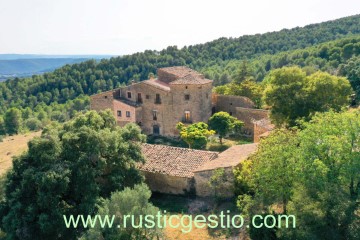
[0,14,359,240]
[0,15,360,135]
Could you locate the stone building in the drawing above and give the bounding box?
[253,118,275,143]
[90,66,273,138]
[139,143,258,197]
[90,66,213,136]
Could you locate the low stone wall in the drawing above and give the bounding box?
[142,171,194,195]
[234,107,269,136]
[254,123,271,143]
[213,94,255,115]
[193,167,234,197]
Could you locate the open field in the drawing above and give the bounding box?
[0,131,41,175]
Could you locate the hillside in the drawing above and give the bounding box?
[0,58,88,80]
[0,55,115,80]
[0,14,359,116]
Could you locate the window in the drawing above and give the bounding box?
[127,92,132,98]
[185,86,188,89]
[152,110,158,121]
[117,111,122,117]
[229,112,233,116]
[126,111,131,117]
[206,93,209,99]
[184,111,191,123]
[104,95,108,99]
[230,103,233,105]
[155,94,161,104]
[137,93,142,103]
[153,125,160,135]
[146,95,150,99]
[184,94,190,100]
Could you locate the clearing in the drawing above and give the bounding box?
[0,131,41,175]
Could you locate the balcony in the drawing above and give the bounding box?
[181,117,193,124]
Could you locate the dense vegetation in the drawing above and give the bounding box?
[235,110,360,239]
[0,111,149,239]
[0,15,359,118]
[263,67,352,127]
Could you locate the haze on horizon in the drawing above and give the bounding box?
[1,0,359,56]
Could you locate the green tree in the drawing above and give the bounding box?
[263,67,351,127]
[233,60,254,84]
[306,71,351,113]
[80,184,163,240]
[4,108,22,134]
[208,112,243,144]
[0,110,146,240]
[0,116,5,135]
[284,111,360,240]
[24,118,42,131]
[176,122,215,149]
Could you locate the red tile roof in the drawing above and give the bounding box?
[142,79,171,91]
[159,66,201,78]
[139,143,219,178]
[194,143,258,172]
[169,74,213,85]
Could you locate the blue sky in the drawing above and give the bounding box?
[0,0,359,55]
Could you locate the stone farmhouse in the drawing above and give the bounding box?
[140,143,258,197]
[90,66,272,140]
[89,66,273,196]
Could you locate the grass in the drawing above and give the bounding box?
[0,131,41,176]
[150,193,247,239]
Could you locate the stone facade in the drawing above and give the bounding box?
[90,66,213,136]
[90,66,273,137]
[234,107,270,136]
[253,118,275,143]
[138,143,257,197]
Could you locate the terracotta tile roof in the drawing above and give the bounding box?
[139,143,219,178]
[142,79,171,91]
[159,66,201,78]
[194,143,258,172]
[169,74,213,85]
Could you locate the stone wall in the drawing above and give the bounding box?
[113,100,139,127]
[118,82,173,135]
[213,94,255,115]
[142,171,193,195]
[170,83,213,127]
[254,123,269,143]
[193,167,234,197]
[90,91,114,112]
[234,107,270,136]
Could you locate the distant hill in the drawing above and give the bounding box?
[0,14,359,115]
[0,55,115,80]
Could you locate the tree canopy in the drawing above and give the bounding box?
[208,112,243,144]
[234,110,360,240]
[0,110,146,240]
[176,122,215,149]
[263,67,352,127]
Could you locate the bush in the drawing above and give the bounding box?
[24,118,42,131]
